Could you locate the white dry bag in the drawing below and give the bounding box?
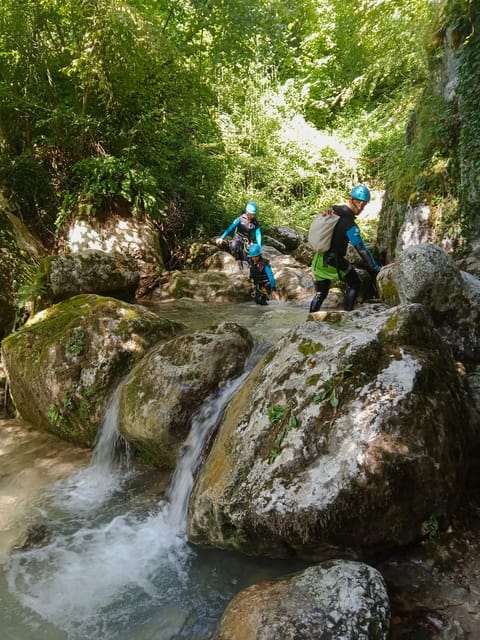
[307,209,340,253]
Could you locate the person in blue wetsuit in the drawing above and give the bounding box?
[309,185,381,313]
[248,244,280,305]
[215,201,262,267]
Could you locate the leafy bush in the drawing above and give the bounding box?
[57,156,164,228]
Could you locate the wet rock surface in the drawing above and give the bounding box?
[380,486,480,639]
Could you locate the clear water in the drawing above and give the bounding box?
[1,300,308,640]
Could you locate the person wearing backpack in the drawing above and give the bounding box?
[215,201,262,269]
[309,185,381,313]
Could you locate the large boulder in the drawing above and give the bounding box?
[265,226,304,252]
[270,254,315,301]
[292,241,315,267]
[188,304,476,559]
[50,249,140,302]
[119,322,254,469]
[159,269,252,303]
[1,294,183,446]
[213,560,390,640]
[157,253,315,304]
[379,243,480,366]
[65,212,164,280]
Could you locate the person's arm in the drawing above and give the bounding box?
[265,263,276,289]
[220,217,240,239]
[265,263,281,299]
[346,225,380,272]
[255,226,262,246]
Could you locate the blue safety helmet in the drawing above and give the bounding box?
[245,201,258,215]
[249,243,262,257]
[349,185,371,202]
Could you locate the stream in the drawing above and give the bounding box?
[3,297,480,639]
[0,299,309,640]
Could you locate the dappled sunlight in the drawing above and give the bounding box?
[24,305,57,326]
[68,220,103,252]
[67,219,151,258]
[123,338,144,353]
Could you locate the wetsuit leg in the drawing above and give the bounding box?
[343,266,361,311]
[254,290,268,305]
[230,234,247,268]
[309,279,331,312]
[254,284,270,305]
[230,234,244,259]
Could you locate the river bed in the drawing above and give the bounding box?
[0,299,309,640]
[2,297,480,639]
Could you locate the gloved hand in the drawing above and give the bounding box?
[215,237,225,246]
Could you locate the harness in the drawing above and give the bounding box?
[236,214,259,242]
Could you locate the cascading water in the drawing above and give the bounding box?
[4,370,255,639]
[2,302,309,639]
[48,388,134,515]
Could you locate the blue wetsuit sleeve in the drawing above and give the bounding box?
[265,264,276,289]
[221,217,240,239]
[346,225,380,271]
[255,227,262,246]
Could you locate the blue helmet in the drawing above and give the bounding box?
[349,185,371,202]
[249,243,262,257]
[245,201,258,215]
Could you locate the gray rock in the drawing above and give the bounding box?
[1,294,184,446]
[119,322,254,469]
[50,249,140,302]
[188,304,475,559]
[213,560,390,640]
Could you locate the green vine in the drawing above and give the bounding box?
[313,364,352,412]
[267,404,298,464]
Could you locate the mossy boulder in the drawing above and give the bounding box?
[165,270,252,302]
[1,294,184,446]
[119,322,254,469]
[188,304,475,560]
[390,243,480,365]
[50,249,140,303]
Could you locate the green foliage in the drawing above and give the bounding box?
[267,404,298,464]
[268,404,288,424]
[46,399,76,437]
[0,153,56,228]
[421,515,440,540]
[57,156,164,227]
[15,257,53,324]
[0,0,456,251]
[46,403,64,428]
[455,2,480,230]
[365,0,478,251]
[65,327,86,357]
[313,364,352,412]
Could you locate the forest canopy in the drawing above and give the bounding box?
[0,0,442,252]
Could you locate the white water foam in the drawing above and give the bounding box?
[6,372,248,638]
[48,388,134,514]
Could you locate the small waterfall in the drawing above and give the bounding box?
[49,386,133,513]
[6,368,250,639]
[91,386,130,471]
[164,371,249,532]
